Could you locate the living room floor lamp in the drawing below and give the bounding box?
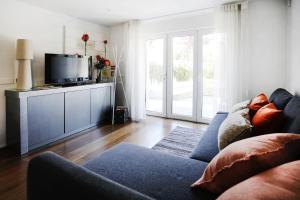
[16,39,33,90]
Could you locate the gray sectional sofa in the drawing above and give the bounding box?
[27,88,299,200]
[27,112,227,200]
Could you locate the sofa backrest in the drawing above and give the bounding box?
[27,152,154,200]
[282,95,300,133]
[269,88,300,134]
[269,88,293,110]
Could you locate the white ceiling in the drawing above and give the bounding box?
[17,0,221,26]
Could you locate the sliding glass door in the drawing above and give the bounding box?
[145,30,217,122]
[145,37,166,116]
[168,32,196,120]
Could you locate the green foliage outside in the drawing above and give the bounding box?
[173,65,192,82]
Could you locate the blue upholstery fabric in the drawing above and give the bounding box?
[282,95,300,133]
[269,88,293,110]
[84,143,217,200]
[189,112,228,162]
[27,152,154,200]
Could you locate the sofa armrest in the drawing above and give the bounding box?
[190,112,228,162]
[27,152,154,200]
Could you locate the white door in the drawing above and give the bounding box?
[145,37,166,117]
[145,30,217,122]
[168,31,197,121]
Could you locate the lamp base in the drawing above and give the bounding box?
[17,60,32,90]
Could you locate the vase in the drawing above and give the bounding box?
[96,69,103,83]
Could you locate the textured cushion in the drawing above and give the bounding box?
[248,93,269,113]
[269,88,293,110]
[191,133,300,194]
[218,108,252,150]
[217,160,300,200]
[283,95,300,133]
[252,103,283,136]
[190,112,228,162]
[229,100,251,114]
[27,152,154,200]
[84,143,217,200]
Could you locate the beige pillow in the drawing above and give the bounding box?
[218,108,252,150]
[229,100,251,113]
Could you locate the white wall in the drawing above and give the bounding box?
[248,0,287,97]
[287,0,300,94]
[108,24,127,106]
[140,10,214,35]
[0,0,109,147]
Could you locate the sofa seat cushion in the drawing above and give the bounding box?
[190,112,228,162]
[84,143,217,200]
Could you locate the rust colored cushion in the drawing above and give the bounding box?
[191,133,300,194]
[217,160,300,200]
[248,93,269,113]
[252,103,283,136]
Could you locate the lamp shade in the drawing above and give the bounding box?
[16,39,33,60]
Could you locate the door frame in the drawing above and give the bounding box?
[144,28,214,123]
[166,30,198,121]
[144,34,167,118]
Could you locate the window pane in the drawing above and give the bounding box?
[146,39,164,113]
[172,36,194,117]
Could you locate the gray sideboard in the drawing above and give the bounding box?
[5,83,114,155]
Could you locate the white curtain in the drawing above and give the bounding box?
[213,1,250,112]
[123,20,146,121]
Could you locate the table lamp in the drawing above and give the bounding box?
[16,39,33,90]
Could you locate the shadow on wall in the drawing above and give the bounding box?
[0,34,17,82]
[0,34,16,148]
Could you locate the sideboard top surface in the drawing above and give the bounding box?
[5,82,114,98]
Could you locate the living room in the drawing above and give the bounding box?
[1,0,300,199]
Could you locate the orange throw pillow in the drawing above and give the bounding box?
[248,93,269,112]
[252,103,283,136]
[217,160,300,200]
[191,133,300,194]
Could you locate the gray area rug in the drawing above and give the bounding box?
[152,126,204,158]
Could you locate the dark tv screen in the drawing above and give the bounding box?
[45,54,91,84]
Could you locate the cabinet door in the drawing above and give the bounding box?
[65,89,91,133]
[91,86,111,124]
[28,93,64,147]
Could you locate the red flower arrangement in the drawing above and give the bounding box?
[95,55,101,61]
[81,34,89,42]
[95,55,110,70]
[81,33,89,56]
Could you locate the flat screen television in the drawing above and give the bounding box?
[45,53,92,85]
